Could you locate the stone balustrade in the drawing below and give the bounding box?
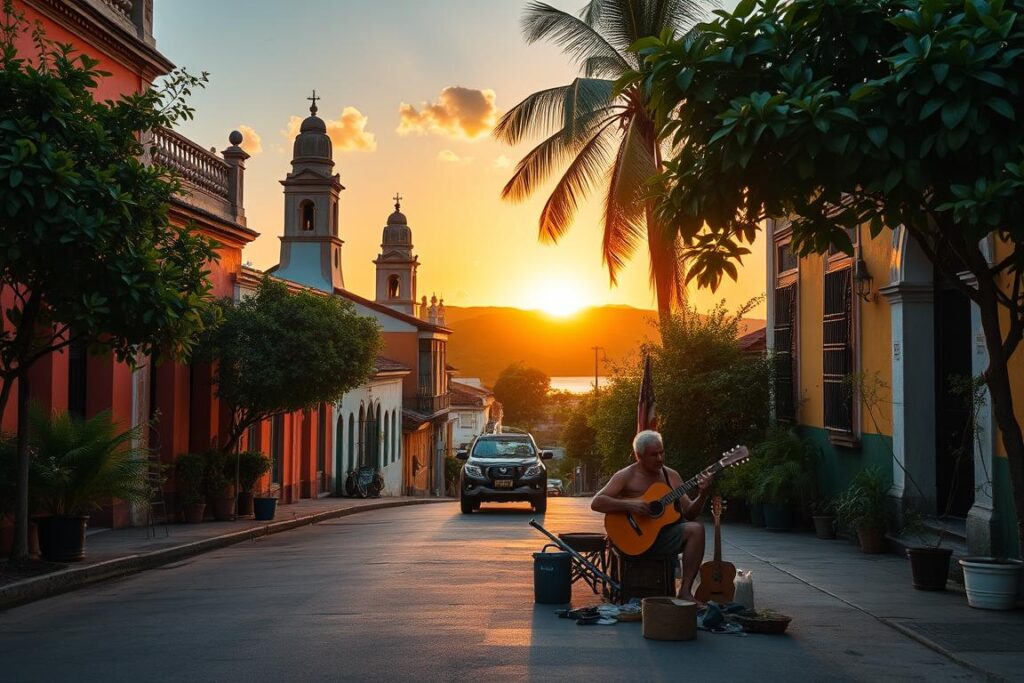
[151,127,230,201]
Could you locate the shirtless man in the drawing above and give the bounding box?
[590,429,711,603]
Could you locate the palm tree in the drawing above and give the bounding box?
[495,0,704,320]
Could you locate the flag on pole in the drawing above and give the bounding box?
[637,353,657,433]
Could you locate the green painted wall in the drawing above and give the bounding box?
[800,427,894,499]
[994,457,1021,559]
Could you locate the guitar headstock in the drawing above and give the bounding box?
[712,495,723,520]
[719,445,750,469]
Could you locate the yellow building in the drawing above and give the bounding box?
[767,220,1020,558]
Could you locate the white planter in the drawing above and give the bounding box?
[959,557,1022,610]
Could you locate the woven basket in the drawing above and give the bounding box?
[642,597,697,641]
[732,611,792,635]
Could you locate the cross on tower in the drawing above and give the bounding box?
[393,192,402,211]
[307,89,319,115]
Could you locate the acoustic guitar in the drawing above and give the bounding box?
[604,446,750,556]
[695,496,736,604]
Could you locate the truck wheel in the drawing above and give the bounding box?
[533,496,547,514]
[460,496,475,514]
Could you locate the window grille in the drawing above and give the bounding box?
[823,267,853,433]
[773,283,797,422]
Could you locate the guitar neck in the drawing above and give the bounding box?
[661,463,719,506]
[714,513,722,563]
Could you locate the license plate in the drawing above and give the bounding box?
[494,479,514,489]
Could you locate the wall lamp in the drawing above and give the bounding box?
[854,257,873,302]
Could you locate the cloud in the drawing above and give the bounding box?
[438,149,473,164]
[493,155,512,169]
[284,106,377,152]
[397,86,498,140]
[236,125,262,155]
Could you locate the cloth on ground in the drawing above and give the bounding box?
[697,601,746,635]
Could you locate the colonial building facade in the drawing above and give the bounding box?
[767,219,1021,559]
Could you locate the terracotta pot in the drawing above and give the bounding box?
[857,527,886,554]
[906,547,952,591]
[236,492,254,517]
[211,496,236,521]
[183,502,206,524]
[813,515,836,540]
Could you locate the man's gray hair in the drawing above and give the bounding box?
[633,430,663,456]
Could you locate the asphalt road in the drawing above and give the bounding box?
[0,498,981,682]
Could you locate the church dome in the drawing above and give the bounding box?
[292,96,332,161]
[382,196,412,245]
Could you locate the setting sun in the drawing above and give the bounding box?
[526,278,588,317]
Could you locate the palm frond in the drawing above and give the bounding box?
[601,121,654,283]
[563,78,616,139]
[647,208,687,311]
[591,0,705,58]
[493,84,570,146]
[538,121,618,243]
[500,111,614,203]
[584,55,628,78]
[522,1,630,73]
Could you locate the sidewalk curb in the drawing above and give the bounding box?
[729,542,1009,683]
[0,498,453,612]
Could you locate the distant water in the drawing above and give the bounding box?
[550,376,607,394]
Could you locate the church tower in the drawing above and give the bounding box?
[374,194,419,315]
[274,91,345,293]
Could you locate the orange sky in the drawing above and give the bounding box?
[155,1,765,318]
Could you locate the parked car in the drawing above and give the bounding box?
[547,478,564,497]
[457,433,552,514]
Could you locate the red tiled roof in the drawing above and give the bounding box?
[450,381,493,407]
[738,326,767,353]
[375,356,410,374]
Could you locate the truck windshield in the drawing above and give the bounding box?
[471,439,535,458]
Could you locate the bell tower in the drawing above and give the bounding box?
[275,91,345,293]
[374,193,419,315]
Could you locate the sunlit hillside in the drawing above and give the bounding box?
[444,306,765,386]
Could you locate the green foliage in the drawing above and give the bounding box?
[202,450,232,498]
[495,0,707,315]
[492,362,550,430]
[196,277,381,451]
[561,394,598,465]
[28,409,150,516]
[750,427,819,507]
[236,451,271,493]
[653,300,772,477]
[590,373,641,475]
[0,5,219,376]
[444,455,462,496]
[836,467,888,532]
[175,452,206,506]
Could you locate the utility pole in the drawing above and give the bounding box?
[591,345,603,396]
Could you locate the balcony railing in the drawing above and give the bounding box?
[406,393,450,415]
[152,127,230,201]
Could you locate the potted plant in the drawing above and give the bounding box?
[751,428,818,532]
[202,451,236,521]
[958,556,1023,610]
[811,499,837,540]
[253,481,278,521]
[29,409,150,561]
[175,452,207,523]
[835,467,888,554]
[236,451,272,517]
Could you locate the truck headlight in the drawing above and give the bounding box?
[463,464,483,478]
[523,464,544,478]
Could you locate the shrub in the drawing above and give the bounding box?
[175,452,206,505]
[236,451,272,494]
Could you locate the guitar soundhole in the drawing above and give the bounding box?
[648,500,664,517]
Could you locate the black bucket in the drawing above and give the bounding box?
[533,545,571,604]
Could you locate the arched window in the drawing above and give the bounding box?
[383,411,390,466]
[334,248,339,268]
[388,275,401,299]
[300,200,315,231]
[335,414,344,492]
[347,412,355,472]
[333,202,339,236]
[392,408,399,462]
[358,404,366,467]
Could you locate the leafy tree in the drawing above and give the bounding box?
[197,277,381,455]
[653,301,771,478]
[561,394,600,482]
[493,362,550,430]
[494,0,706,320]
[0,6,218,561]
[638,0,1024,553]
[590,372,640,475]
